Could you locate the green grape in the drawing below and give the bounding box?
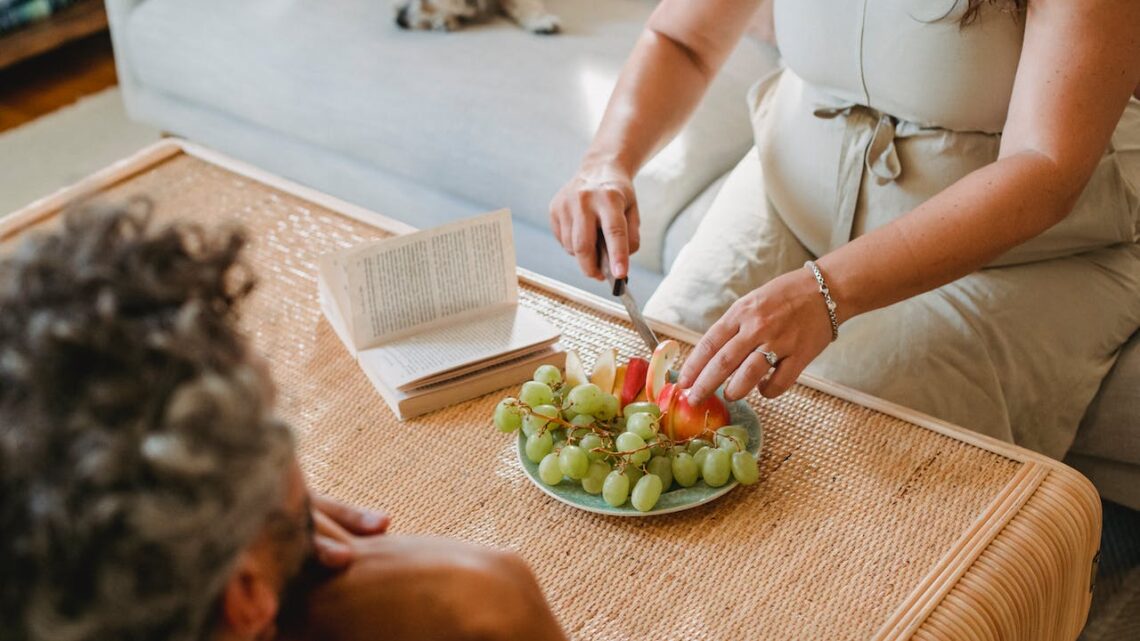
[646,456,673,490]
[519,381,554,408]
[626,413,657,441]
[602,471,630,507]
[522,404,559,437]
[569,414,595,428]
[687,438,712,456]
[672,453,699,487]
[559,445,589,480]
[525,431,553,464]
[648,437,668,457]
[596,394,620,421]
[579,433,605,461]
[533,364,562,388]
[732,451,760,485]
[581,460,610,495]
[616,432,649,466]
[693,445,713,472]
[566,383,605,416]
[625,465,644,489]
[715,425,750,453]
[538,453,563,485]
[552,428,567,445]
[622,401,661,418]
[493,397,523,433]
[631,474,663,512]
[702,448,731,487]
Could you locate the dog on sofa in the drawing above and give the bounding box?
[395,0,560,33]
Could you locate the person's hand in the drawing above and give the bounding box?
[311,494,390,569]
[679,268,833,404]
[549,161,640,280]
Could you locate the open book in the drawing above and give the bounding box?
[318,209,564,420]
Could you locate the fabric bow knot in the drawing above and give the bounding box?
[813,103,903,184]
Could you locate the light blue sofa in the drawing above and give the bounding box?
[105,0,1139,509]
[105,0,776,296]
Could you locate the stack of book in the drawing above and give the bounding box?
[319,209,565,420]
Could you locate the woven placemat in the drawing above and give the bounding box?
[73,154,1028,639]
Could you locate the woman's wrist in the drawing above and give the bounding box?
[803,260,840,342]
[580,149,637,180]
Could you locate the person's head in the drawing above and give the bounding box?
[0,202,312,641]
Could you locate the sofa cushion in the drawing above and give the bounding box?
[1071,330,1140,467]
[123,0,775,273]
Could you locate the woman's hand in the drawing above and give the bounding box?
[549,162,640,281]
[679,268,833,404]
[311,494,390,569]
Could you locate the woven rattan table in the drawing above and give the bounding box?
[2,140,1101,641]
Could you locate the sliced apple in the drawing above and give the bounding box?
[589,347,617,395]
[645,339,681,403]
[662,384,730,441]
[612,365,628,397]
[564,349,587,388]
[620,357,650,408]
[655,382,682,439]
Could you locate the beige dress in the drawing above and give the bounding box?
[644,0,1140,459]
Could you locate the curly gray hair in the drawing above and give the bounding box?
[0,202,295,641]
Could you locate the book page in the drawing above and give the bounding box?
[358,305,559,391]
[344,209,517,350]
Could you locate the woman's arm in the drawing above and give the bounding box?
[550,0,760,280]
[681,0,1140,402]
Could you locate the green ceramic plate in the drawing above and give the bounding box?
[517,387,762,517]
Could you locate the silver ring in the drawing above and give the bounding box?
[757,349,778,368]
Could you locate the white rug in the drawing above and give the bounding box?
[0,87,160,217]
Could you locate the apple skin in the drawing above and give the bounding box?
[620,357,649,407]
[656,382,731,441]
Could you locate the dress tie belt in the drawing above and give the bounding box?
[813,103,905,249]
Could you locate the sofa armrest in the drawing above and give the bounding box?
[104,0,149,112]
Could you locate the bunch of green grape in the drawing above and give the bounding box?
[493,364,761,513]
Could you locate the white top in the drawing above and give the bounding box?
[752,0,1139,262]
[776,0,1023,134]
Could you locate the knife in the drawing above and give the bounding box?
[596,236,659,352]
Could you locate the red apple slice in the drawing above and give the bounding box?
[656,382,682,439]
[620,357,649,408]
[564,349,587,388]
[656,382,729,441]
[590,348,617,394]
[645,339,681,403]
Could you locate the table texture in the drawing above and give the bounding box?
[0,142,1101,641]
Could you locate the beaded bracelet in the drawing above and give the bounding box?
[804,260,839,342]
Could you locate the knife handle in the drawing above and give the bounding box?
[595,235,627,296]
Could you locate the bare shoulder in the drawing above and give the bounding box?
[280,536,564,641]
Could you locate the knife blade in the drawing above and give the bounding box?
[596,236,659,352]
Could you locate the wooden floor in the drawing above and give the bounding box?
[0,31,117,134]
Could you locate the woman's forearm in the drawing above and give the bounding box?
[582,30,716,175]
[583,0,760,174]
[819,152,1086,323]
